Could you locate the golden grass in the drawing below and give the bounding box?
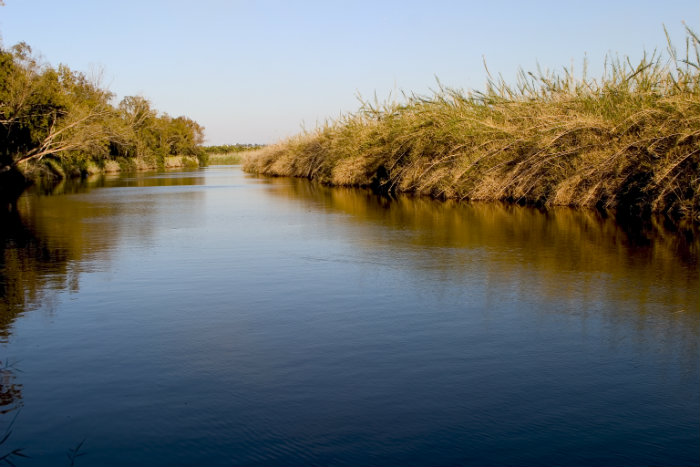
[244,27,700,223]
[206,152,243,165]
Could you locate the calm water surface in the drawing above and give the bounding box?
[1,166,698,466]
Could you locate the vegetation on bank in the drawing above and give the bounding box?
[244,27,700,223]
[203,144,265,164]
[204,144,264,154]
[0,40,206,188]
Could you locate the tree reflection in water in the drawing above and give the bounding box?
[0,208,70,343]
[1,171,206,341]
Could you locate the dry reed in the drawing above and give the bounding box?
[244,27,700,223]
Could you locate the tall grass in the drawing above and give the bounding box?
[203,144,264,165]
[244,27,700,223]
[206,152,244,165]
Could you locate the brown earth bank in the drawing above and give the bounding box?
[1,155,200,210]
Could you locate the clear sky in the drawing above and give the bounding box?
[0,1,697,144]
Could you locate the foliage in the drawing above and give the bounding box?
[203,144,264,154]
[244,26,700,223]
[202,144,265,165]
[205,152,243,165]
[0,41,206,179]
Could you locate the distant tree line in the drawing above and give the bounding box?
[203,144,264,154]
[0,41,205,181]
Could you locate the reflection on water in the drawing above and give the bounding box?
[0,170,207,341]
[260,178,700,375]
[271,177,698,307]
[0,208,71,341]
[4,171,696,342]
[0,167,697,467]
[31,171,209,196]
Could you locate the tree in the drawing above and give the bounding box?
[0,43,114,171]
[1,37,206,181]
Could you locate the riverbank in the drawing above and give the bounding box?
[203,144,265,165]
[1,39,206,207]
[243,28,699,224]
[20,155,201,178]
[1,155,201,209]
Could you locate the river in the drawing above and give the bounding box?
[1,166,698,466]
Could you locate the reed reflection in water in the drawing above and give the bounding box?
[271,176,697,309]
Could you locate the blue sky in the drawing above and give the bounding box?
[0,1,697,144]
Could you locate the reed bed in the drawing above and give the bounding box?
[206,152,243,165]
[244,27,700,223]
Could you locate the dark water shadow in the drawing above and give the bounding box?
[263,177,699,329]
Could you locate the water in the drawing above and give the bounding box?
[1,166,698,466]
